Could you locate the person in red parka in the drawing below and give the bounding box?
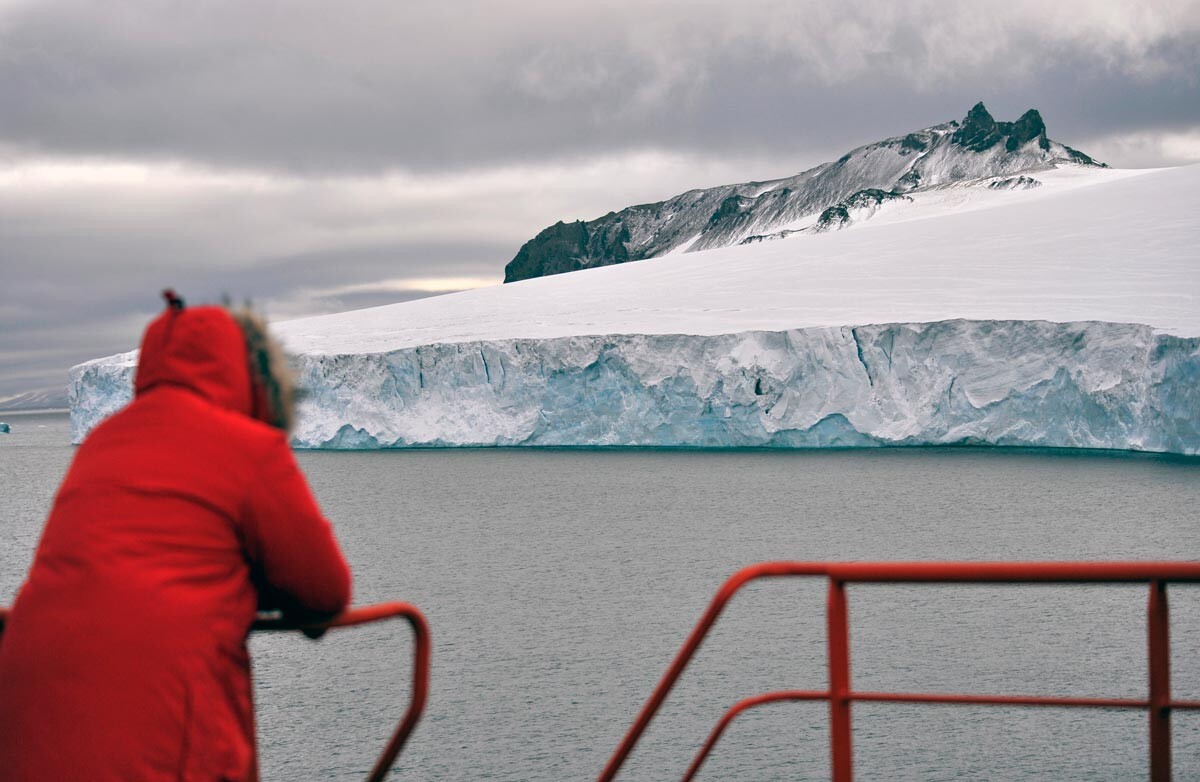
[0,291,352,782]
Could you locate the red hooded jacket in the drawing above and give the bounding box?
[0,304,352,781]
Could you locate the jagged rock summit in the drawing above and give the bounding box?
[504,102,1104,282]
[954,102,1049,152]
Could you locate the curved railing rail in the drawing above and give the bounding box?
[598,561,1200,782]
[1,602,430,782]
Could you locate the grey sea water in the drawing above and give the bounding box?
[2,410,1199,780]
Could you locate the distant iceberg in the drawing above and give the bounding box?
[69,164,1200,453]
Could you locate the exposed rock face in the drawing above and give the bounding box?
[740,188,912,244]
[503,103,1104,282]
[504,218,632,283]
[952,103,1052,153]
[988,175,1042,191]
[811,189,912,232]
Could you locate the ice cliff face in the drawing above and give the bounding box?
[70,320,1200,454]
[69,352,137,443]
[503,103,1103,282]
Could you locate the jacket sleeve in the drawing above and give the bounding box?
[242,433,352,617]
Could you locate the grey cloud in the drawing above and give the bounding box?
[0,236,510,396]
[0,1,1197,174]
[1,142,807,396]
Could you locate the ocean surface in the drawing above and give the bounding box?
[2,410,1199,781]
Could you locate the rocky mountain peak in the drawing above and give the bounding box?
[504,102,1105,282]
[1009,108,1047,146]
[963,101,997,128]
[952,102,1049,153]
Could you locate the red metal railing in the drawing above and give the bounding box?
[598,562,1200,782]
[0,602,430,782]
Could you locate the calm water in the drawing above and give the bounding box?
[2,411,1199,781]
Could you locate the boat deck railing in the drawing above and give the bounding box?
[597,561,1200,782]
[0,601,430,782]
[6,561,1200,780]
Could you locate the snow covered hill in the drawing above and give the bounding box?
[70,163,1200,453]
[504,102,1103,282]
[0,386,69,412]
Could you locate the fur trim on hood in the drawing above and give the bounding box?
[227,307,297,434]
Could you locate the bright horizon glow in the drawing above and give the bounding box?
[316,276,503,296]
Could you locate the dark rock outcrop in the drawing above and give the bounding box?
[812,189,911,232]
[505,219,636,280]
[952,103,1053,153]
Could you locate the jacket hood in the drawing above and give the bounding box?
[134,300,254,417]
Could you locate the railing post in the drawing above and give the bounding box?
[251,603,431,782]
[368,610,432,782]
[827,579,853,782]
[1148,579,1171,782]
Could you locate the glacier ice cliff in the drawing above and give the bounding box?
[70,319,1200,455]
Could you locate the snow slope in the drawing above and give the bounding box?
[70,164,1200,452]
[274,165,1195,347]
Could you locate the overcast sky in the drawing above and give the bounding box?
[2,0,1199,399]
